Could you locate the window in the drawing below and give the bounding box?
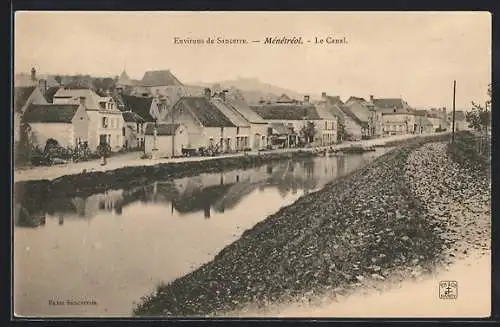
[324,121,327,130]
[122,127,126,136]
[237,127,240,134]
[102,117,108,128]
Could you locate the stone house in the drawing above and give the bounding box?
[22,103,89,149]
[251,95,338,146]
[13,84,49,143]
[144,123,189,158]
[168,95,238,152]
[52,88,124,152]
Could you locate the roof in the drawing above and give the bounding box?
[343,101,370,123]
[24,104,80,123]
[13,86,36,112]
[43,86,62,103]
[448,110,466,121]
[121,94,155,122]
[210,98,250,127]
[324,95,345,106]
[276,93,293,103]
[373,98,408,110]
[250,104,329,120]
[144,123,181,136]
[141,70,183,87]
[417,116,434,126]
[53,88,104,110]
[117,70,134,86]
[270,122,294,135]
[122,111,146,123]
[226,98,267,124]
[174,97,236,127]
[338,105,367,127]
[346,96,366,104]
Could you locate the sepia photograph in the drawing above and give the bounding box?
[12,11,491,318]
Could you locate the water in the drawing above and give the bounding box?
[14,149,392,317]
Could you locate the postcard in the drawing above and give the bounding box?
[12,11,491,318]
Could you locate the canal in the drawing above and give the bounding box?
[14,148,393,317]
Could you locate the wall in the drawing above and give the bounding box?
[343,116,362,141]
[203,126,238,152]
[168,110,204,148]
[86,111,124,151]
[144,125,189,158]
[71,105,89,145]
[249,123,269,150]
[124,122,145,149]
[30,123,74,148]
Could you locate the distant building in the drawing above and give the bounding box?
[251,95,338,147]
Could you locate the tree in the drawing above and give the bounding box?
[300,121,316,144]
[466,83,491,133]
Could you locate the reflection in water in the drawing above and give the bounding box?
[14,150,391,316]
[14,152,388,226]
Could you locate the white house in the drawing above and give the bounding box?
[53,88,124,151]
[168,95,238,153]
[382,112,418,135]
[225,96,268,150]
[144,123,189,158]
[22,103,89,149]
[210,90,251,151]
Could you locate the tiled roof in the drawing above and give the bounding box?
[53,88,104,110]
[174,97,236,127]
[448,110,466,121]
[211,98,250,127]
[324,95,345,106]
[417,116,434,126]
[43,86,62,103]
[120,94,155,122]
[276,93,293,103]
[373,98,408,109]
[226,98,267,124]
[270,122,294,135]
[338,105,367,127]
[250,104,327,120]
[141,70,183,87]
[13,86,36,112]
[144,123,181,136]
[122,111,146,123]
[24,104,80,123]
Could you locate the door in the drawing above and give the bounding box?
[99,134,108,145]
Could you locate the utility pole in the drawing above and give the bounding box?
[452,80,456,142]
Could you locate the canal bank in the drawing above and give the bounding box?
[14,132,449,183]
[132,133,455,316]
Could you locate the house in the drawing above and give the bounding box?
[120,94,159,149]
[413,113,434,134]
[23,103,89,149]
[52,88,124,151]
[225,94,269,150]
[210,90,251,151]
[13,84,49,143]
[342,96,371,138]
[447,110,469,131]
[337,105,368,141]
[168,94,238,152]
[266,122,297,148]
[251,95,338,147]
[122,111,146,150]
[144,123,188,158]
[381,112,418,135]
[372,97,412,113]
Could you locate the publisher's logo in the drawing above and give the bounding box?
[439,280,458,300]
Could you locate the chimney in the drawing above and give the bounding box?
[38,79,47,94]
[220,89,228,102]
[204,88,211,99]
[321,92,327,99]
[30,67,36,82]
[79,96,86,106]
[303,95,310,103]
[370,95,374,102]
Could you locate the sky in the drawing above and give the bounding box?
[14,11,491,109]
